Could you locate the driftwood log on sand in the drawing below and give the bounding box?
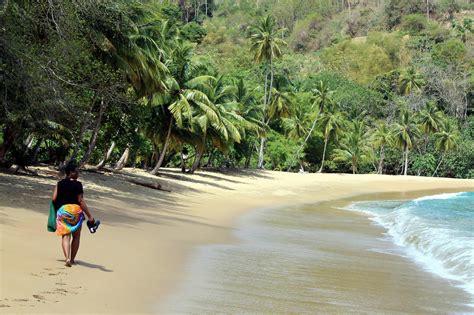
[128,179,171,192]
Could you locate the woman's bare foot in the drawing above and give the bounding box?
[65,260,72,267]
[70,260,77,265]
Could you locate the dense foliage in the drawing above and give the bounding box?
[1,0,473,178]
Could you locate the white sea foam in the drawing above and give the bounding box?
[413,192,463,202]
[347,192,474,299]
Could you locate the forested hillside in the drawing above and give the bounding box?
[1,0,473,177]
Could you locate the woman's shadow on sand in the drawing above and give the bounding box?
[56,260,113,272]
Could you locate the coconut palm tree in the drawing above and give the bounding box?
[399,67,425,96]
[332,121,368,174]
[419,101,445,134]
[432,119,460,176]
[171,75,254,174]
[148,42,211,175]
[392,108,421,175]
[250,14,287,168]
[318,103,345,173]
[287,81,334,171]
[370,121,392,174]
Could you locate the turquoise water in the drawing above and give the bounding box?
[161,193,474,313]
[349,192,474,297]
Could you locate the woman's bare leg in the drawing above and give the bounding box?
[62,234,72,267]
[71,225,82,264]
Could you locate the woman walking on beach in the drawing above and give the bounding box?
[52,164,94,267]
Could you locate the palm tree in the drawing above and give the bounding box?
[148,42,210,175]
[432,119,460,176]
[370,121,392,174]
[392,108,421,176]
[234,78,265,168]
[419,101,445,135]
[266,88,295,122]
[318,103,345,173]
[332,121,368,174]
[399,67,425,96]
[418,101,445,152]
[287,81,334,171]
[250,14,287,168]
[171,75,254,174]
[283,104,310,141]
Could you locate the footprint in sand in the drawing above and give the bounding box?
[32,294,44,301]
[13,298,28,302]
[0,304,10,307]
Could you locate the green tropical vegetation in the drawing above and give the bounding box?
[1,0,473,178]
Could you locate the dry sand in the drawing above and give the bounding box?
[0,167,473,313]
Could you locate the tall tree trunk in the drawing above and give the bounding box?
[189,146,205,174]
[432,155,444,177]
[65,117,90,165]
[426,0,430,19]
[403,145,409,176]
[268,55,274,105]
[352,156,356,174]
[287,113,320,171]
[81,99,106,166]
[150,120,173,175]
[205,0,208,16]
[31,138,43,164]
[204,150,214,167]
[377,146,385,174]
[96,141,115,169]
[180,150,187,173]
[263,63,269,108]
[257,137,266,168]
[244,145,254,168]
[318,136,328,173]
[0,125,18,164]
[114,147,130,171]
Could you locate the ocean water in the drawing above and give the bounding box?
[347,192,474,298]
[162,193,474,313]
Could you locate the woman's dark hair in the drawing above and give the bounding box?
[64,163,78,176]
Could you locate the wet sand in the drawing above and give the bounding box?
[162,190,473,314]
[0,167,473,313]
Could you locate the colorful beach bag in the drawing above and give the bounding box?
[47,201,56,232]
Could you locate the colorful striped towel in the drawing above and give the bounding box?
[56,204,84,235]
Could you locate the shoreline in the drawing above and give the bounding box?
[1,168,473,313]
[162,189,474,313]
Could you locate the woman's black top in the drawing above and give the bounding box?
[54,178,83,211]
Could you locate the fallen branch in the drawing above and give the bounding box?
[128,179,171,192]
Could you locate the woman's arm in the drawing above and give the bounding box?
[52,185,58,201]
[78,194,94,222]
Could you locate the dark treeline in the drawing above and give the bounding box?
[1,0,473,178]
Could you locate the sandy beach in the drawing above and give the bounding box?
[0,167,473,313]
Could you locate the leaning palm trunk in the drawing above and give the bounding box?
[189,146,205,174]
[318,136,328,173]
[432,155,444,177]
[403,145,409,176]
[287,114,320,171]
[377,146,385,174]
[268,56,274,105]
[352,156,357,174]
[150,120,173,175]
[0,125,18,164]
[96,141,115,169]
[81,100,106,166]
[114,147,130,171]
[180,150,187,173]
[65,119,90,165]
[257,137,266,168]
